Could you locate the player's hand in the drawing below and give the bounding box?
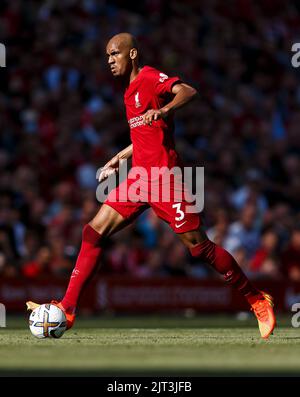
[98,155,124,182]
[142,109,168,125]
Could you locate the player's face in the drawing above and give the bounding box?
[106,41,131,77]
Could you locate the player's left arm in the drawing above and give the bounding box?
[143,83,198,125]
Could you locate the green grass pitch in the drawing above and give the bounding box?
[0,314,299,376]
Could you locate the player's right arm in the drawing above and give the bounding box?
[98,144,133,182]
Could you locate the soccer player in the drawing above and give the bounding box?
[27,33,276,339]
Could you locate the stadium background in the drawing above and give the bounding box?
[0,0,300,314]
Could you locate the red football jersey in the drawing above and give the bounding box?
[124,66,181,177]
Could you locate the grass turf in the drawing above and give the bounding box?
[0,314,299,376]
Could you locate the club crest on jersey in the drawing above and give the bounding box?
[135,92,141,108]
[159,73,168,82]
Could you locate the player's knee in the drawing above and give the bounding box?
[188,238,213,258]
[88,218,109,237]
[184,239,200,250]
[89,208,124,238]
[88,205,113,236]
[82,224,103,245]
[179,229,207,250]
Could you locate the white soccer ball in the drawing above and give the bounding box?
[29,304,67,339]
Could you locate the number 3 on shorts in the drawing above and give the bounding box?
[172,203,185,221]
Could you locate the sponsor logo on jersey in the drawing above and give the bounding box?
[128,115,144,129]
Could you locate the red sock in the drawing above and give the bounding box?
[61,224,103,313]
[190,239,262,303]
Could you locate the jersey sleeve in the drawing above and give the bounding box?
[153,70,181,96]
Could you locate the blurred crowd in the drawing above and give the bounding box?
[0,0,300,282]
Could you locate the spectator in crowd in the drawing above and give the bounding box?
[207,208,230,247]
[249,228,281,279]
[281,227,300,281]
[223,204,261,259]
[230,169,269,218]
[21,246,51,279]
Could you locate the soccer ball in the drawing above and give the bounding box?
[29,304,67,339]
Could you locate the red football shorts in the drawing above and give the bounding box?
[103,174,201,234]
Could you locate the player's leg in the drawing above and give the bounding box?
[58,204,131,315]
[178,228,263,299]
[177,228,276,339]
[150,188,276,339]
[27,204,130,328]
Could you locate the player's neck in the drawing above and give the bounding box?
[129,65,142,84]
